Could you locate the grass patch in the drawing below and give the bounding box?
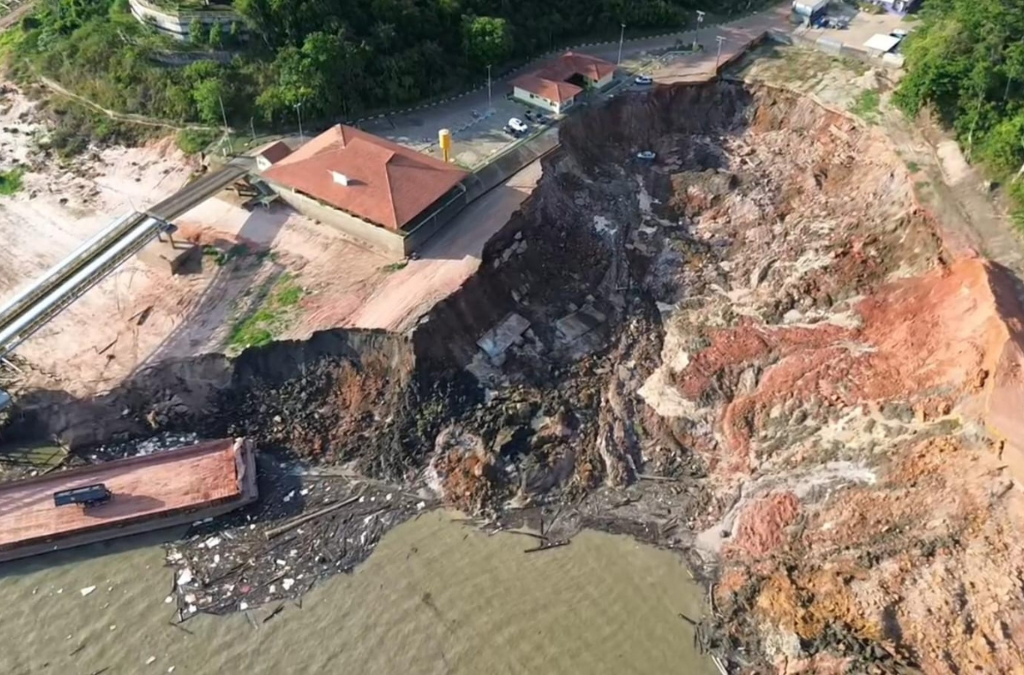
[0,167,25,196]
[382,260,408,273]
[905,160,920,173]
[850,90,881,121]
[1008,180,1024,232]
[227,273,304,351]
[177,128,220,155]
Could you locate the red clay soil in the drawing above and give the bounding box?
[678,256,1024,475]
[723,435,1024,674]
[728,491,801,557]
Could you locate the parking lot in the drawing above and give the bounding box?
[360,85,564,169]
[796,8,911,54]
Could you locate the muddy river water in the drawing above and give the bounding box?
[0,511,716,674]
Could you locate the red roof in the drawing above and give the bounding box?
[511,74,582,103]
[512,52,617,102]
[263,125,468,231]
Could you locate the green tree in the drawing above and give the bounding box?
[209,22,224,49]
[461,16,512,68]
[193,78,226,126]
[189,18,203,45]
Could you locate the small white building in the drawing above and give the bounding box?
[511,52,617,113]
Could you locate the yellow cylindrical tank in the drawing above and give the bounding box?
[439,128,452,163]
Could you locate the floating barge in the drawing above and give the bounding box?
[0,438,257,563]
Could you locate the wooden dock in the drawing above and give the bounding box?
[0,438,258,562]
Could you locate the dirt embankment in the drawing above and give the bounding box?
[4,81,1024,673]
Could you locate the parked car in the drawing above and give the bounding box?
[891,28,909,39]
[636,150,656,161]
[508,117,529,134]
[634,74,653,85]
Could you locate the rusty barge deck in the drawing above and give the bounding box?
[0,438,257,562]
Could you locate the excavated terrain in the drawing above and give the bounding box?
[4,81,1024,673]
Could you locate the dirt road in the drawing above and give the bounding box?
[347,161,543,332]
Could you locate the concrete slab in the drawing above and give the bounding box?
[138,235,199,274]
[477,312,530,361]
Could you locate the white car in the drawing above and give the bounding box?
[634,75,653,85]
[508,118,529,133]
[891,28,909,39]
[636,150,656,161]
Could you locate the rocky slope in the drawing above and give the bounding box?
[4,81,1024,673]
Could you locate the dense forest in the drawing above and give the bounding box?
[895,0,1024,222]
[0,0,764,133]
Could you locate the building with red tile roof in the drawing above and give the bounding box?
[263,125,469,233]
[511,52,617,113]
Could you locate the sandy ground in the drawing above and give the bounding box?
[344,161,542,332]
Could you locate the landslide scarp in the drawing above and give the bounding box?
[4,80,1024,673]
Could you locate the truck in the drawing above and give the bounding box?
[792,0,829,18]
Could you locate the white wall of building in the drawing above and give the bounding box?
[129,0,240,41]
[512,86,573,113]
[591,72,615,89]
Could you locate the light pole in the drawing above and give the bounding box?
[715,35,726,71]
[294,102,304,143]
[217,93,229,156]
[617,23,626,66]
[487,64,492,111]
[694,10,705,52]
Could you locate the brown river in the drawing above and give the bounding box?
[0,511,716,674]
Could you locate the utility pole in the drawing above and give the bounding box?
[217,93,229,157]
[249,116,256,144]
[217,93,228,131]
[715,35,726,71]
[694,10,705,52]
[487,64,492,111]
[295,102,304,143]
[617,23,626,66]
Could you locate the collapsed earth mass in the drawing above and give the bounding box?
[5,80,1024,674]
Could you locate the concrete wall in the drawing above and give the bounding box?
[466,126,560,200]
[403,187,469,252]
[129,0,241,41]
[269,185,407,258]
[775,29,905,70]
[592,73,615,89]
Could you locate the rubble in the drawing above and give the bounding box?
[4,80,1024,673]
[165,457,434,618]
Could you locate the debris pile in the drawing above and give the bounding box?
[165,459,431,618]
[6,80,1024,673]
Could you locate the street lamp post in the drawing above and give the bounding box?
[295,102,304,143]
[617,23,626,66]
[487,64,492,111]
[715,35,726,71]
[694,10,705,52]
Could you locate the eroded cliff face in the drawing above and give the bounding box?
[448,82,1024,672]
[4,81,1024,672]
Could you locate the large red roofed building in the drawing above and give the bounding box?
[262,125,469,255]
[511,52,617,114]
